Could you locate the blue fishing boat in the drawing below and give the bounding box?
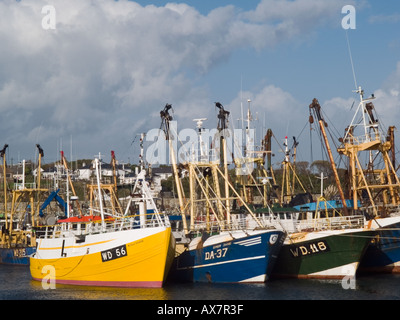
[359,216,400,273]
[335,87,400,273]
[161,103,285,283]
[0,247,36,265]
[173,229,284,283]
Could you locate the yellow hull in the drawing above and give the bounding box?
[30,227,175,288]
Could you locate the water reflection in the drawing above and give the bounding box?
[29,279,170,300]
[2,265,400,300]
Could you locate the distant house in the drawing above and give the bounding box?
[75,160,132,182]
[151,167,173,193]
[32,167,44,178]
[41,167,56,180]
[33,164,66,180]
[151,167,173,181]
[0,165,16,181]
[97,161,131,180]
[118,166,172,193]
[120,171,136,185]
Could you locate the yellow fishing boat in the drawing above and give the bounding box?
[30,161,175,287]
[30,218,174,287]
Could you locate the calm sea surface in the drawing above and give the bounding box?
[1,264,399,301]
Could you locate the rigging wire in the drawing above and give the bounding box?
[309,115,314,164]
[296,120,309,143]
[345,30,358,91]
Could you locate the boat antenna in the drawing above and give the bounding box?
[345,30,358,90]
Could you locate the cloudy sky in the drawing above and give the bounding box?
[1,0,399,168]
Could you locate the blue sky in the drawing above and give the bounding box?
[0,0,399,168]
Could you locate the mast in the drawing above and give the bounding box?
[35,144,44,223]
[388,126,396,169]
[309,98,349,215]
[1,145,47,247]
[95,158,105,230]
[1,144,9,231]
[111,150,118,193]
[292,136,299,194]
[160,104,188,234]
[281,136,291,205]
[193,118,208,163]
[36,144,44,190]
[110,150,124,214]
[215,102,231,224]
[262,129,277,204]
[60,150,83,217]
[139,133,145,172]
[263,129,274,182]
[337,87,400,217]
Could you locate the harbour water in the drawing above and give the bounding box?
[1,264,399,300]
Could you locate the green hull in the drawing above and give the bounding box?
[272,229,375,279]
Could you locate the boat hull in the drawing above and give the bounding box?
[30,226,175,288]
[359,216,400,273]
[0,247,36,265]
[170,230,285,283]
[272,229,375,279]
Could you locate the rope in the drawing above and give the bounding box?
[56,248,90,278]
[34,246,90,279]
[345,30,358,91]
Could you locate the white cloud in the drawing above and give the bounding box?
[372,62,400,128]
[369,13,400,24]
[227,85,304,154]
[314,61,400,147]
[241,0,352,44]
[0,0,357,162]
[322,96,355,119]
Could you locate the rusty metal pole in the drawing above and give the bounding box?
[1,145,8,230]
[310,99,349,215]
[318,119,349,215]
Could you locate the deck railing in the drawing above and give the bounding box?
[256,213,365,232]
[35,212,171,240]
[296,215,365,231]
[186,215,275,238]
[179,213,366,238]
[342,133,382,146]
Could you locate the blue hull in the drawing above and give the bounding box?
[359,220,400,273]
[0,247,36,265]
[171,230,285,283]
